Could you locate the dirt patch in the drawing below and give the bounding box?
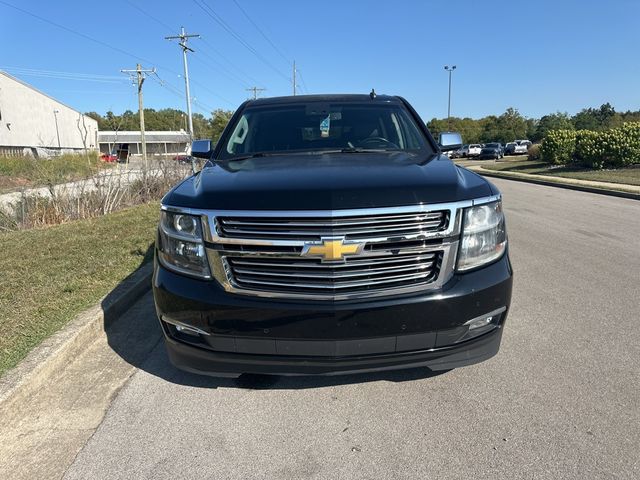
[0,176,33,193]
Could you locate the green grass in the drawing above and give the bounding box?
[0,154,112,193]
[483,160,640,186]
[0,202,159,377]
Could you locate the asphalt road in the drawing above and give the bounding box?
[63,179,640,480]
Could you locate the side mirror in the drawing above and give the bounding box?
[190,139,212,159]
[438,132,463,152]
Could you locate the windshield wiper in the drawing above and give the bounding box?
[223,152,281,162]
[223,148,396,161]
[340,147,392,153]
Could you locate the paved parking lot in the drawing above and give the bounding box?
[35,179,640,479]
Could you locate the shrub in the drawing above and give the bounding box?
[575,130,605,169]
[0,153,105,185]
[2,160,188,230]
[527,144,541,160]
[609,123,640,167]
[541,122,640,169]
[540,129,577,165]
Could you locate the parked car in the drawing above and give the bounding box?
[478,143,503,160]
[153,93,512,377]
[504,142,521,155]
[505,140,530,155]
[455,144,470,158]
[99,152,117,163]
[449,145,464,159]
[467,144,482,157]
[173,153,193,164]
[513,143,528,155]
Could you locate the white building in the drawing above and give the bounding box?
[98,131,191,157]
[0,71,98,157]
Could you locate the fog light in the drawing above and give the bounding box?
[460,307,507,341]
[467,315,494,330]
[175,324,199,336]
[162,316,209,337]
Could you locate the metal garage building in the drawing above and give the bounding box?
[97,131,191,158]
[0,71,99,157]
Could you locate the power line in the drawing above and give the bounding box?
[188,77,235,107]
[199,38,261,85]
[192,0,291,83]
[122,1,251,88]
[231,0,290,65]
[0,0,156,67]
[191,50,253,89]
[0,0,233,110]
[123,0,179,35]
[297,69,310,94]
[121,1,262,89]
[150,72,216,114]
[1,66,127,82]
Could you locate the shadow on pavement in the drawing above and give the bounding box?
[103,253,451,391]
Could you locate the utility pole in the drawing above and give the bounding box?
[121,64,155,170]
[166,27,200,141]
[292,60,297,96]
[444,65,457,130]
[246,86,266,100]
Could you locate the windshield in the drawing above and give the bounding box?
[485,143,499,148]
[218,102,430,160]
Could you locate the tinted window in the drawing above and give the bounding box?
[219,103,430,159]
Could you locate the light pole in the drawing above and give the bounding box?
[444,65,457,130]
[53,109,61,149]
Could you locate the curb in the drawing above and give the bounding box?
[471,167,640,201]
[0,262,153,412]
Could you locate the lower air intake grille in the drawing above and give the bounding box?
[224,250,442,298]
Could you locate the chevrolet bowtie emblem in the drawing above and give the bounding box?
[302,237,365,262]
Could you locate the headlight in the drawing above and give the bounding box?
[157,210,211,278]
[457,200,507,271]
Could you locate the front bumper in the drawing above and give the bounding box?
[153,252,513,377]
[164,326,504,377]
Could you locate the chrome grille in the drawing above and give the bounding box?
[216,210,448,241]
[225,251,442,296]
[164,196,503,300]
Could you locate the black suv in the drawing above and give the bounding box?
[478,143,504,160]
[153,94,513,377]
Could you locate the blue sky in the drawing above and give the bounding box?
[1,0,638,121]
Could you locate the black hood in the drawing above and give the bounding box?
[164,152,494,210]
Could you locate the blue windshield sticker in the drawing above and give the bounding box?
[320,115,330,137]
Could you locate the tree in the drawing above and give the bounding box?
[494,108,528,143]
[478,115,500,143]
[572,103,622,131]
[427,117,483,144]
[85,111,103,124]
[429,108,532,145]
[209,109,235,142]
[533,112,573,141]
